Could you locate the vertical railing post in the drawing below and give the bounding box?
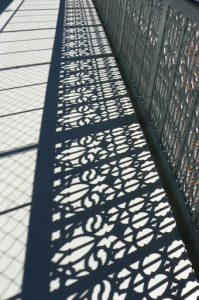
[117,0,128,53]
[158,19,187,136]
[175,92,199,173]
[111,0,121,40]
[145,1,169,113]
[125,0,142,72]
[120,0,134,63]
[105,0,110,22]
[137,0,153,90]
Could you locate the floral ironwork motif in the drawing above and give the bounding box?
[95,0,199,228]
[46,0,199,299]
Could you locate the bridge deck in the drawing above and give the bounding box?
[0,0,199,299]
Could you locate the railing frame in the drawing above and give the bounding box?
[94,0,199,274]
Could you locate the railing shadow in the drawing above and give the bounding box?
[0,0,13,15]
[22,0,199,299]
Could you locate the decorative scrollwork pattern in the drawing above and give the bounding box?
[96,0,199,228]
[46,0,199,299]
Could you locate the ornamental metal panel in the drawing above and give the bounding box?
[94,0,199,229]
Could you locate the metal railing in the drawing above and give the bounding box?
[94,0,199,229]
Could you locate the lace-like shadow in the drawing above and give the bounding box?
[22,0,199,299]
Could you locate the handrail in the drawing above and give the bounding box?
[94,0,199,231]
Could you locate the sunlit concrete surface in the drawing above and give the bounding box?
[0,0,199,299]
[0,0,60,299]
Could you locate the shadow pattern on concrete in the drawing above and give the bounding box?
[22,0,199,299]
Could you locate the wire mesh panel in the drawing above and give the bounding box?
[94,0,199,229]
[149,6,199,227]
[125,0,142,71]
[149,7,187,139]
[130,0,152,84]
[120,0,134,59]
[177,100,199,227]
[161,22,199,168]
[102,0,110,21]
[109,0,121,41]
[113,0,127,52]
[138,0,163,100]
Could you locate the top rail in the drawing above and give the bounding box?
[94,0,199,231]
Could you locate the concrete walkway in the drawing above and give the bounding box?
[0,0,199,299]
